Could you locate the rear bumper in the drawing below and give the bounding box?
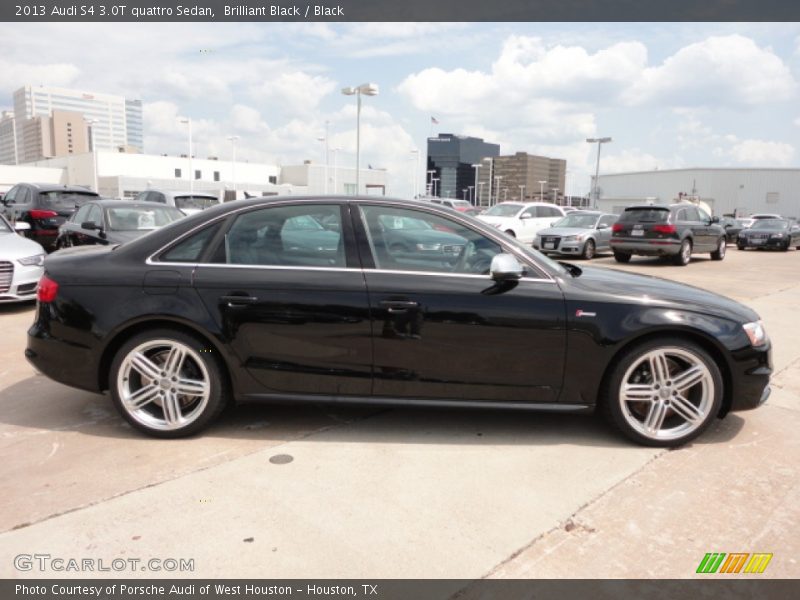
[610,238,681,256]
[26,315,101,392]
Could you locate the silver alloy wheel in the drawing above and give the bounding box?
[717,239,726,258]
[618,346,714,442]
[681,240,691,264]
[583,239,595,259]
[117,339,211,431]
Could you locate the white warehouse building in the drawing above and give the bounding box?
[595,168,800,218]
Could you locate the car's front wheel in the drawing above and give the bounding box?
[109,329,228,438]
[601,338,723,447]
[582,239,596,260]
[710,237,726,261]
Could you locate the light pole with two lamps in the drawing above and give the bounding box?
[341,83,379,195]
[586,137,612,208]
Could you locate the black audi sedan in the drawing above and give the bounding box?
[55,200,185,249]
[1,183,100,251]
[26,196,772,446]
[736,219,800,251]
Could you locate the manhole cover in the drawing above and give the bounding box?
[269,454,294,465]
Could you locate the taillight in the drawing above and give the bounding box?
[37,275,59,303]
[29,209,58,220]
[653,224,677,234]
[612,223,623,233]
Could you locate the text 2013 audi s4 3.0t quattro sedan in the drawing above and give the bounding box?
[26,197,772,446]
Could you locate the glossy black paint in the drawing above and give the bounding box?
[737,219,800,251]
[27,196,771,419]
[1,183,99,251]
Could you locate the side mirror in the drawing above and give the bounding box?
[490,253,523,281]
[14,221,31,232]
[597,223,608,230]
[711,216,720,224]
[81,221,100,231]
[519,213,532,220]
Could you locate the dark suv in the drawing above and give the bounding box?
[1,183,100,251]
[610,203,727,266]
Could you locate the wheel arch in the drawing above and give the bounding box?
[98,317,235,397]
[597,327,734,418]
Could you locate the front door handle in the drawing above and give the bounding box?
[380,300,419,313]
[220,294,259,307]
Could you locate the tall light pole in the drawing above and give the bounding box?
[552,187,560,204]
[471,163,481,206]
[342,83,379,195]
[586,137,612,208]
[519,184,525,201]
[410,149,420,198]
[86,119,99,193]
[478,181,485,205]
[432,178,440,197]
[179,118,193,195]
[494,175,503,205]
[227,135,239,200]
[538,179,547,201]
[467,185,474,203]
[427,169,436,196]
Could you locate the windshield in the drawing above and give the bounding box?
[40,191,98,208]
[553,214,600,228]
[174,195,219,210]
[751,219,788,230]
[106,206,184,231]
[619,208,670,223]
[483,203,523,217]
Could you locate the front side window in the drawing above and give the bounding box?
[86,204,103,226]
[212,204,344,268]
[358,205,501,275]
[73,205,91,223]
[483,203,523,218]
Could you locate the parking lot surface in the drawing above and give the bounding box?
[0,248,798,578]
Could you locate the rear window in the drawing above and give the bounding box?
[619,208,670,223]
[39,191,98,208]
[174,195,219,210]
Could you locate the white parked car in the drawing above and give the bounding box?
[477,202,567,243]
[133,189,220,216]
[0,216,45,303]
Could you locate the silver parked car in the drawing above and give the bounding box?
[0,216,45,303]
[533,211,618,260]
[133,189,219,215]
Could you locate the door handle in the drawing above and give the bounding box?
[380,300,419,313]
[220,294,259,306]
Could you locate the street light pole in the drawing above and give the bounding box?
[586,137,612,208]
[467,185,474,203]
[552,187,560,204]
[342,84,379,195]
[519,184,525,201]
[179,118,193,195]
[227,135,239,200]
[478,181,485,205]
[432,178,440,197]
[494,175,503,205]
[86,119,99,193]
[538,180,547,201]
[471,163,481,206]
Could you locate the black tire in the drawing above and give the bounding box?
[599,337,723,447]
[109,328,229,438]
[504,230,516,238]
[613,252,631,263]
[710,237,726,261]
[737,242,746,251]
[781,242,790,252]
[672,238,692,266]
[581,239,596,260]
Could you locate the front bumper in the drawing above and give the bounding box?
[610,238,681,256]
[725,341,772,414]
[534,240,585,255]
[0,262,42,304]
[738,237,788,249]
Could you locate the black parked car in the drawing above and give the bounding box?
[55,200,186,249]
[737,219,800,251]
[719,217,747,243]
[1,183,100,251]
[610,203,727,266]
[27,196,772,447]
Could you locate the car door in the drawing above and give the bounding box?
[695,207,717,250]
[355,202,566,404]
[518,206,539,242]
[63,204,92,246]
[595,215,616,250]
[192,201,373,397]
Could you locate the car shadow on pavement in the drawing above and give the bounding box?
[0,375,745,449]
[0,300,36,316]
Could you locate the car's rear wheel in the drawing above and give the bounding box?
[109,329,228,438]
[613,252,631,263]
[710,237,726,261]
[582,239,596,260]
[601,338,722,447]
[673,239,692,266]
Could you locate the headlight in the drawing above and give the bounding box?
[18,254,45,267]
[770,233,784,239]
[743,320,768,347]
[562,235,579,242]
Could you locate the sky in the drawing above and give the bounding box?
[1,21,799,197]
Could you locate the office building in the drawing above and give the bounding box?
[0,112,16,165]
[427,133,500,201]
[477,152,567,205]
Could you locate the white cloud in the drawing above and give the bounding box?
[627,35,797,107]
[729,139,795,166]
[252,72,337,116]
[601,149,679,174]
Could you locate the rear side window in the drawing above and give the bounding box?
[619,208,670,223]
[161,222,223,263]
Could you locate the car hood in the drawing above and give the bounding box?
[563,265,758,323]
[538,227,594,237]
[106,230,151,244]
[740,228,785,235]
[477,215,514,225]
[0,232,46,259]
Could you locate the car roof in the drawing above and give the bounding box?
[22,183,99,194]
[92,199,181,209]
[143,189,219,197]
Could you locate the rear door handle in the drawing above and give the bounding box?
[220,294,259,306]
[380,300,419,313]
